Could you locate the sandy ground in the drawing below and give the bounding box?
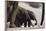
[7,2,45,31]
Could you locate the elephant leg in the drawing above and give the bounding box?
[24,21,27,27]
[17,21,23,27]
[17,23,21,27]
[35,19,37,25]
[9,2,18,28]
[15,21,21,27]
[28,19,32,27]
[28,21,31,27]
[20,21,23,26]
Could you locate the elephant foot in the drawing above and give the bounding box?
[24,23,27,27]
[35,22,37,25]
[9,24,16,28]
[24,26,26,27]
[35,19,37,25]
[28,23,30,27]
[16,25,21,27]
[28,25,30,27]
[16,26,21,27]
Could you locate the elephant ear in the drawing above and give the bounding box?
[27,10,34,16]
[27,10,36,20]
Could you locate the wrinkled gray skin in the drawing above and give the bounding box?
[7,1,40,28]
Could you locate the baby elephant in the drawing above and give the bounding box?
[15,8,37,27]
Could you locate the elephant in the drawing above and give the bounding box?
[15,7,37,27]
